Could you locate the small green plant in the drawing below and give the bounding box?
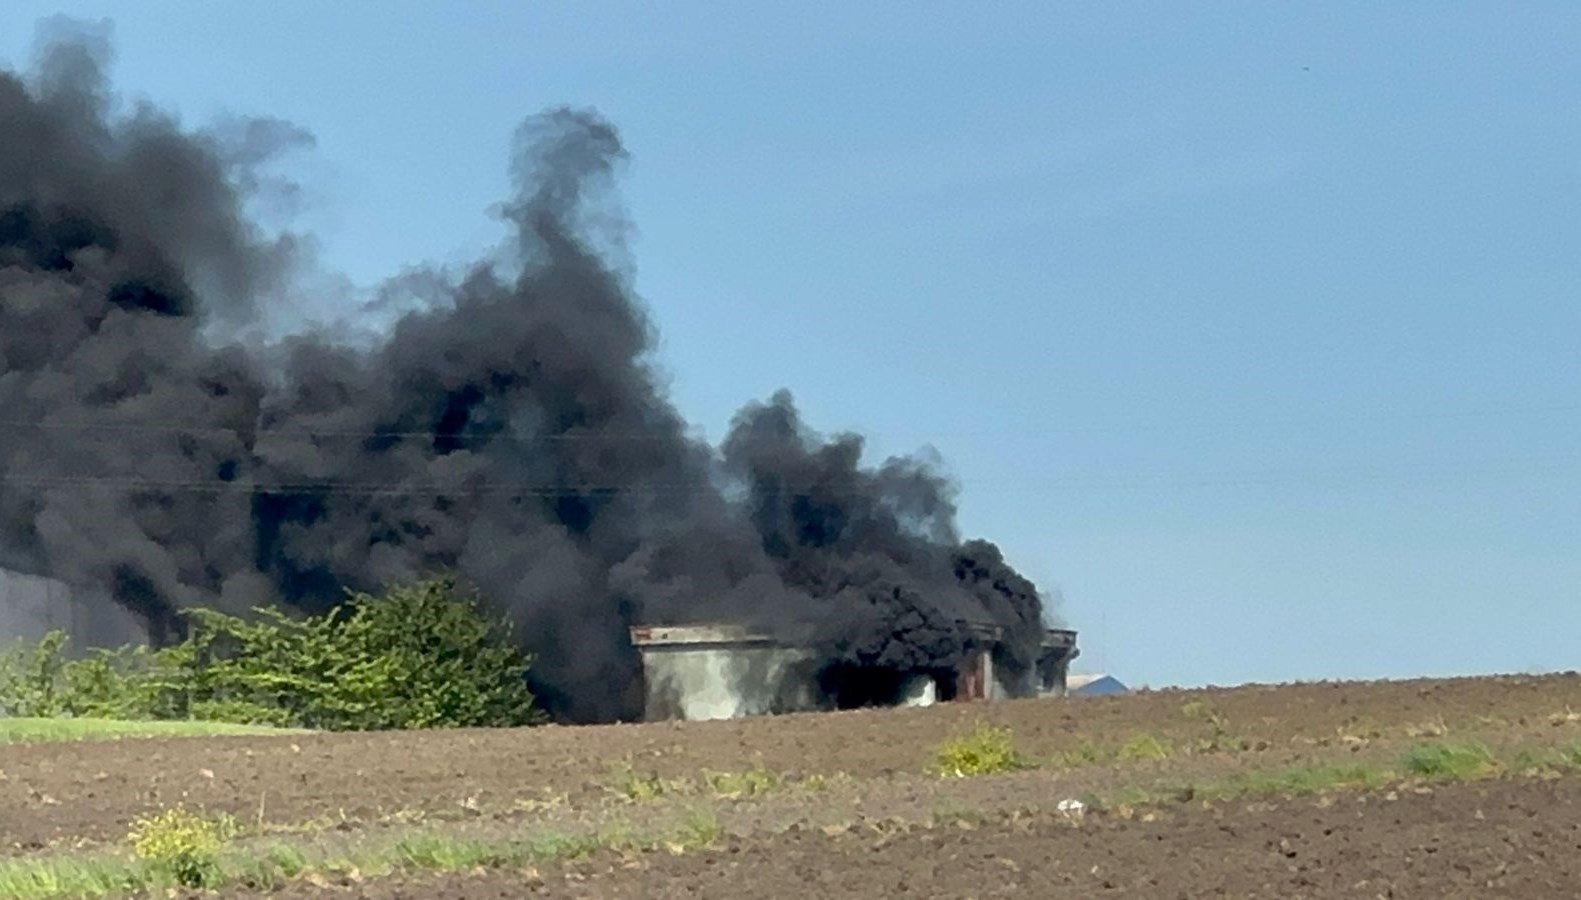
[127,807,233,888]
[1182,701,1242,753]
[673,809,724,848]
[1050,741,1111,768]
[605,763,689,801]
[931,723,1032,777]
[1116,732,1172,762]
[702,766,784,798]
[1403,741,1499,779]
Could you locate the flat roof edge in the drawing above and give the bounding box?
[631,623,1078,650]
[630,625,782,647]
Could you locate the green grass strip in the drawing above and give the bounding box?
[0,811,724,899]
[0,717,303,744]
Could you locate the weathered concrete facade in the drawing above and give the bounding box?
[630,623,1079,722]
[629,625,819,721]
[0,568,148,651]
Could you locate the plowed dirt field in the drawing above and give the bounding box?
[296,777,1581,899]
[4,672,1579,897]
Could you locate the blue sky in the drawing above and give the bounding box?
[5,3,1578,686]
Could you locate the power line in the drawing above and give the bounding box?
[0,419,683,441]
[0,400,1573,443]
[1,454,1574,496]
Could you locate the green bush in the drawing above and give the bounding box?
[931,723,1033,777]
[0,631,70,717]
[0,575,543,730]
[128,806,234,888]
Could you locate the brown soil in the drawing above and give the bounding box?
[3,673,1577,851]
[281,776,1581,899]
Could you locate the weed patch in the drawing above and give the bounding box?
[605,764,691,801]
[1214,764,1389,799]
[1116,733,1172,762]
[128,807,235,888]
[931,723,1033,777]
[1181,701,1242,753]
[1050,742,1110,768]
[605,762,815,801]
[1403,742,1499,780]
[702,766,784,798]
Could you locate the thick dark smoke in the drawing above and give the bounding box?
[0,28,1058,721]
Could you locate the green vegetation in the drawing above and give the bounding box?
[1115,732,1173,761]
[702,766,785,798]
[931,723,1033,777]
[674,809,725,847]
[1501,743,1581,777]
[1205,764,1390,799]
[605,762,823,801]
[127,807,236,888]
[1048,733,1176,769]
[0,717,298,743]
[1050,741,1110,768]
[0,812,727,900]
[606,764,692,801]
[1181,700,1244,752]
[1402,741,1499,779]
[0,575,542,732]
[0,852,134,900]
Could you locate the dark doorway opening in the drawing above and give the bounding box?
[816,664,958,709]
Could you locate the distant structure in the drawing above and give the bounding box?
[629,623,1079,721]
[0,568,148,650]
[1068,673,1128,696]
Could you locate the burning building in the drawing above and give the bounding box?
[631,623,1078,721]
[0,25,1070,723]
[0,567,147,651]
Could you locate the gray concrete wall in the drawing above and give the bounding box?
[639,644,820,721]
[0,568,148,651]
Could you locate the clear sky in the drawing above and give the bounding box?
[4,3,1577,687]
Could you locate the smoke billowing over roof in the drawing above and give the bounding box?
[0,25,1058,722]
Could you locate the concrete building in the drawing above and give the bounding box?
[630,622,1078,722]
[0,567,147,651]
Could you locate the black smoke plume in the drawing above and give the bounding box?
[0,26,1058,721]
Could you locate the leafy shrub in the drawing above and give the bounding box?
[931,723,1032,777]
[0,575,543,730]
[0,630,69,717]
[128,807,234,887]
